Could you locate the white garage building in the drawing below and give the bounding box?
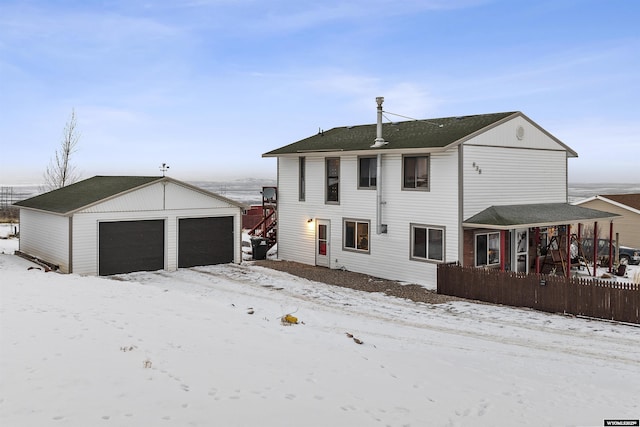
[14,176,247,275]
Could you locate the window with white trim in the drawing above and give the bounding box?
[410,224,444,262]
[476,232,500,266]
[344,219,369,252]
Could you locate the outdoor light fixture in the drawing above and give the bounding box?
[307,218,314,223]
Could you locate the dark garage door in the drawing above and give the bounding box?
[99,220,165,276]
[179,216,234,268]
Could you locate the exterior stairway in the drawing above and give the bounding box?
[247,186,277,251]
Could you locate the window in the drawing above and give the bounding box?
[326,158,340,203]
[344,219,369,252]
[299,157,305,201]
[403,155,429,190]
[411,224,444,262]
[358,157,377,189]
[476,232,500,266]
[318,223,327,256]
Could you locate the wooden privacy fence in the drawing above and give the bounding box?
[437,263,640,324]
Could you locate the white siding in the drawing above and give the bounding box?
[276,150,460,288]
[462,145,567,220]
[275,116,573,288]
[19,210,70,272]
[166,182,240,210]
[18,181,243,276]
[276,157,317,265]
[465,115,567,151]
[81,182,237,213]
[72,207,242,275]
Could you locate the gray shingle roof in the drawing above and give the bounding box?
[463,203,620,229]
[14,176,163,214]
[264,111,519,156]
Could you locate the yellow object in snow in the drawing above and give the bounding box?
[283,314,298,324]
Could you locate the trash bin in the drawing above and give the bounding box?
[251,237,269,260]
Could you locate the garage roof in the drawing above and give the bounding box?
[463,203,620,230]
[574,193,640,215]
[14,176,246,215]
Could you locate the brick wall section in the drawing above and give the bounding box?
[463,228,512,268]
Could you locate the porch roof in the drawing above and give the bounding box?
[462,203,620,230]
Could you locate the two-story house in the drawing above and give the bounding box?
[263,98,617,287]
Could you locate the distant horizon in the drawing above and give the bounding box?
[0,178,635,187]
[1,180,637,208]
[0,174,278,187]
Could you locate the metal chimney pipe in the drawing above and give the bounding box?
[376,96,384,140]
[376,152,385,234]
[373,96,387,234]
[371,96,387,148]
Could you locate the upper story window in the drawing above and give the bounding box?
[299,157,306,201]
[326,158,340,204]
[344,219,370,253]
[358,157,377,189]
[403,155,429,190]
[411,224,444,262]
[476,231,500,266]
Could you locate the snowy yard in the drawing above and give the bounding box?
[1,228,639,427]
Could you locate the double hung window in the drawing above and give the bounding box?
[326,158,340,203]
[410,224,444,262]
[403,156,429,190]
[358,157,377,189]
[299,157,305,201]
[344,219,369,252]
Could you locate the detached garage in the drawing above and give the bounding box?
[14,176,247,275]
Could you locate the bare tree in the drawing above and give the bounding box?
[43,109,80,190]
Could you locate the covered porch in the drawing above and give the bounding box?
[462,203,620,278]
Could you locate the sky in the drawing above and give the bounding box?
[1,0,639,185]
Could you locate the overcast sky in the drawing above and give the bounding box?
[1,0,638,185]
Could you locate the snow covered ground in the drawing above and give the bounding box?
[1,229,639,427]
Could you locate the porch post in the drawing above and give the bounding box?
[593,221,598,277]
[608,221,614,273]
[578,223,582,242]
[566,224,571,278]
[500,230,507,271]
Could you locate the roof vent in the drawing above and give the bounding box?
[371,96,388,148]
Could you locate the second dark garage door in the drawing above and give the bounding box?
[178,216,234,268]
[99,219,165,276]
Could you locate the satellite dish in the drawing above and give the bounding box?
[262,187,276,201]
